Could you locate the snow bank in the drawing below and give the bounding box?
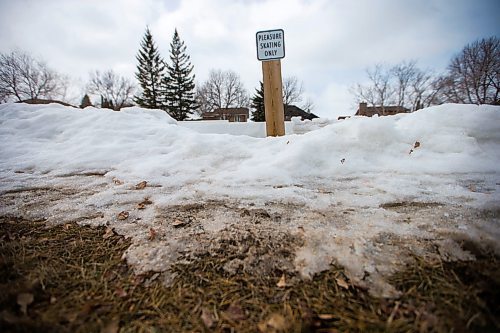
[178,117,324,137]
[291,116,332,134]
[179,119,294,137]
[1,102,499,198]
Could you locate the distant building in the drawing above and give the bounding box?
[202,108,249,122]
[284,105,318,121]
[202,105,318,122]
[355,102,409,117]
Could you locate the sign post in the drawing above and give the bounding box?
[256,29,285,137]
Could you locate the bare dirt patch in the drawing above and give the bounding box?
[379,201,444,210]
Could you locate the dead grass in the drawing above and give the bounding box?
[0,216,498,333]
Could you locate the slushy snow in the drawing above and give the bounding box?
[1,102,499,297]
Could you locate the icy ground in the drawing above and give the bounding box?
[1,103,499,297]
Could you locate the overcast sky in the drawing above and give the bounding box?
[1,0,499,117]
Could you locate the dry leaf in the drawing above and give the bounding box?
[101,317,120,333]
[335,277,349,290]
[257,321,267,332]
[65,311,78,323]
[135,181,147,190]
[318,313,336,320]
[276,274,287,288]
[115,288,127,298]
[148,228,157,241]
[79,302,97,316]
[117,211,129,220]
[172,219,187,227]
[103,227,115,239]
[267,313,287,330]
[258,313,288,332]
[112,177,123,185]
[201,307,216,328]
[17,293,34,315]
[63,223,72,230]
[137,198,153,209]
[50,296,57,304]
[223,302,246,322]
[409,141,421,155]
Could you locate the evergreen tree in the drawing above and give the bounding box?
[251,81,265,121]
[164,29,197,120]
[134,27,166,109]
[80,94,92,108]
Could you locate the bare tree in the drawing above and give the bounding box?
[353,64,395,114]
[391,60,418,107]
[353,61,442,112]
[411,69,440,109]
[196,69,249,113]
[194,83,212,115]
[0,50,66,102]
[440,36,499,105]
[282,76,315,112]
[392,60,441,110]
[87,70,136,110]
[351,82,377,107]
[282,76,304,106]
[301,97,315,113]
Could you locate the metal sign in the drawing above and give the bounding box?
[256,29,285,61]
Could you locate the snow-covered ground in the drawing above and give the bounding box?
[1,103,499,297]
[178,119,293,137]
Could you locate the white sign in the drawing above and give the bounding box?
[256,29,285,61]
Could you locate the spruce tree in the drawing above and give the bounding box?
[80,94,92,108]
[134,27,166,109]
[164,29,196,120]
[251,81,265,121]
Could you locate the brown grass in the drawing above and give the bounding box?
[0,216,498,332]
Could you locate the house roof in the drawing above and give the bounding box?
[284,104,318,120]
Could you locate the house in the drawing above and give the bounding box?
[284,105,318,121]
[202,108,249,122]
[355,102,409,117]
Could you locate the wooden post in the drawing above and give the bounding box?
[262,60,285,137]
